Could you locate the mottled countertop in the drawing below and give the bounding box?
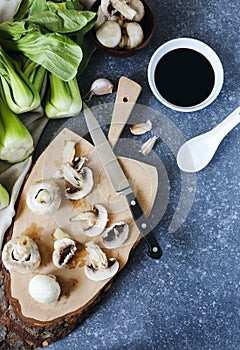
[40,0,240,349]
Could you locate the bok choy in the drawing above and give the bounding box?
[22,58,46,94]
[0,184,10,209]
[0,45,40,113]
[0,0,97,82]
[0,85,34,163]
[45,73,82,118]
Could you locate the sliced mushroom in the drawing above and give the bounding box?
[2,235,41,273]
[102,222,129,248]
[122,22,144,49]
[96,21,122,48]
[65,167,94,200]
[63,141,76,165]
[63,163,88,188]
[56,141,93,200]
[110,0,137,20]
[101,0,117,17]
[129,0,145,22]
[94,5,107,30]
[70,204,108,237]
[26,180,62,215]
[52,228,77,268]
[84,242,119,281]
[28,274,61,304]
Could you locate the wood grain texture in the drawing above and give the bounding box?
[0,128,158,348]
[108,76,142,148]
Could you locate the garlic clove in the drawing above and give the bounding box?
[87,78,114,101]
[130,119,152,135]
[139,136,158,156]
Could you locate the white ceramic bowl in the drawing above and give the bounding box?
[147,38,224,112]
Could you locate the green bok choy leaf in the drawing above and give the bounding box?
[0,85,34,163]
[0,24,83,81]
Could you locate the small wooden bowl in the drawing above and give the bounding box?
[92,0,155,57]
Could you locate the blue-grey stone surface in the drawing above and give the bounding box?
[38,0,240,349]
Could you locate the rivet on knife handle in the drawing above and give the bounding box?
[125,192,162,259]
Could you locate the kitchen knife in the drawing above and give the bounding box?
[83,103,162,259]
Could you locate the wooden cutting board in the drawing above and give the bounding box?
[0,128,158,349]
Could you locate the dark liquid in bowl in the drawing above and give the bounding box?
[154,48,215,107]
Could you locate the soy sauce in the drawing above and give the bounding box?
[154,48,215,107]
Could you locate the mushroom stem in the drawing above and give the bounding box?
[2,235,41,273]
[13,235,32,261]
[85,242,108,270]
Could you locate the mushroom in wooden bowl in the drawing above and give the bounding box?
[92,0,155,57]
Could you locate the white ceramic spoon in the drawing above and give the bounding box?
[177,106,240,172]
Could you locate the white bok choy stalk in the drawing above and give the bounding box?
[45,73,82,119]
[0,85,34,164]
[0,45,40,114]
[0,184,10,210]
[22,58,46,94]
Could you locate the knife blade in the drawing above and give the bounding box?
[83,103,162,259]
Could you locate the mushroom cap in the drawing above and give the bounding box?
[26,180,62,215]
[84,258,119,281]
[102,222,129,248]
[28,275,61,304]
[2,236,41,273]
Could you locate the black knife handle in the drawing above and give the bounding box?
[125,192,162,259]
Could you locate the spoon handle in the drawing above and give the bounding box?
[212,106,240,141]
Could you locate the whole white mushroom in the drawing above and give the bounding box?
[28,274,61,304]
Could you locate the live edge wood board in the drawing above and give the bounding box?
[0,128,158,349]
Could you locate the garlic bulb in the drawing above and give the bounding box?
[88,78,113,101]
